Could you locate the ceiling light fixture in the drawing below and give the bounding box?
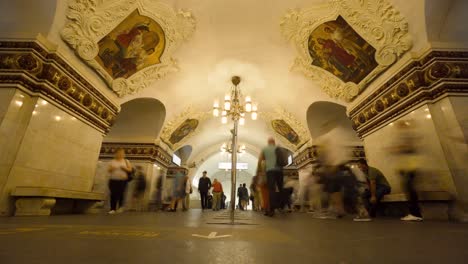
[212,76,258,223]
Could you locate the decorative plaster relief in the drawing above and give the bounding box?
[281,0,412,101]
[261,108,310,151]
[160,107,210,151]
[61,0,196,97]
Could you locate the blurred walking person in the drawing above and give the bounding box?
[168,169,186,212]
[250,176,262,211]
[240,183,249,210]
[212,179,223,211]
[356,159,391,218]
[198,171,212,210]
[132,165,147,212]
[391,120,423,221]
[108,148,132,214]
[257,137,285,217]
[183,176,192,211]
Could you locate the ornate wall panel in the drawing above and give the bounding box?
[160,107,210,151]
[262,108,310,151]
[100,142,172,168]
[349,50,468,138]
[281,0,412,101]
[61,0,196,97]
[293,145,365,169]
[0,41,119,133]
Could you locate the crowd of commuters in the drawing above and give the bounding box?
[106,119,425,222]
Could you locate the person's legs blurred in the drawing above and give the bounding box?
[260,184,270,214]
[212,192,220,210]
[406,171,422,217]
[108,180,118,211]
[368,184,391,217]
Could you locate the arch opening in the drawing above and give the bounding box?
[105,98,166,143]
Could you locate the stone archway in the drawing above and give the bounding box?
[105,98,166,143]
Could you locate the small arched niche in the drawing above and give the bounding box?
[105,98,166,143]
[174,145,193,166]
[306,101,361,144]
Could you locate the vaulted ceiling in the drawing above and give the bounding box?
[3,0,467,165]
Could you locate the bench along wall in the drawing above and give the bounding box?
[0,41,119,216]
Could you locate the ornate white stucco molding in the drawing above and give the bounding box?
[261,108,311,151]
[61,0,196,97]
[160,106,210,151]
[280,0,412,102]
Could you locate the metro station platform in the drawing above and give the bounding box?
[0,210,467,264]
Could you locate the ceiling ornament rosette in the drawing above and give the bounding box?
[160,107,210,151]
[280,0,412,102]
[261,108,310,151]
[61,0,196,97]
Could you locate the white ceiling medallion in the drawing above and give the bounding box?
[61,0,196,97]
[261,108,311,151]
[160,107,210,151]
[280,0,412,102]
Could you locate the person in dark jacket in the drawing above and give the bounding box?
[198,171,212,210]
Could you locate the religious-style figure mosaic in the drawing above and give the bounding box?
[271,119,300,145]
[308,16,378,84]
[169,119,199,145]
[96,10,166,79]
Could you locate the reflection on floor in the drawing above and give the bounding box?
[0,210,467,264]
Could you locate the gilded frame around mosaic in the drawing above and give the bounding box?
[280,0,412,102]
[61,0,196,97]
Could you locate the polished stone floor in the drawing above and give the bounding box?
[0,210,467,264]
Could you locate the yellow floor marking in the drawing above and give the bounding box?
[79,230,159,238]
[0,227,45,235]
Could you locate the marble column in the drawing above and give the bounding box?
[349,50,468,221]
[0,41,119,216]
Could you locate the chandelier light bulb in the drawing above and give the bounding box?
[239,117,245,126]
[224,101,231,111]
[245,102,252,112]
[221,116,228,124]
[251,111,257,120]
[221,110,227,116]
[213,108,219,117]
[252,104,258,111]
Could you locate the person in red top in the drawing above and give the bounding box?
[212,179,223,211]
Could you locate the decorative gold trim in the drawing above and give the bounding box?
[280,0,412,101]
[293,145,365,169]
[61,0,196,97]
[349,50,468,137]
[0,41,118,133]
[100,142,172,168]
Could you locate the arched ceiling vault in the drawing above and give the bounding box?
[4,0,467,157]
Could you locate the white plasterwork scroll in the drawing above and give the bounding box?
[280,0,412,102]
[61,0,196,97]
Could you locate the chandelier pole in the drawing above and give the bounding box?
[212,75,257,225]
[230,117,239,224]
